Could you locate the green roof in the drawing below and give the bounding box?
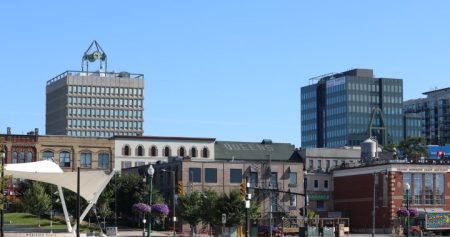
[215,141,298,161]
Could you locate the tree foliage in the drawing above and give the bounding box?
[398,137,428,160]
[22,181,51,226]
[178,191,203,232]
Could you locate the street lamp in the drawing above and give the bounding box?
[405,183,411,237]
[162,169,176,237]
[1,150,5,237]
[147,165,154,237]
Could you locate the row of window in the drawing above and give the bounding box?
[68,85,143,97]
[188,168,298,188]
[326,95,346,106]
[308,159,351,171]
[68,108,143,118]
[67,130,141,137]
[68,97,143,107]
[11,151,33,163]
[403,173,445,205]
[42,151,110,169]
[68,119,143,130]
[122,145,210,158]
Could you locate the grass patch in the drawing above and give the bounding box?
[4,212,95,231]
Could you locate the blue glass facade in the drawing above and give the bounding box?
[301,69,404,148]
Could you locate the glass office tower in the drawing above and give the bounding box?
[301,69,404,148]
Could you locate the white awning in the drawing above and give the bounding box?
[5,160,111,203]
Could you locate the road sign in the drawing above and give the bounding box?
[222,213,227,224]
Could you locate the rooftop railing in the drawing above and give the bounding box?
[47,70,144,85]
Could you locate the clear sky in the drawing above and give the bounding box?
[1,1,450,147]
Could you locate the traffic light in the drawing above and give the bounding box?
[438,150,444,159]
[178,181,185,197]
[240,180,246,200]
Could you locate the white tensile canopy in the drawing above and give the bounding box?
[5,160,115,233]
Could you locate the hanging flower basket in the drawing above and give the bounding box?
[151,203,169,216]
[408,208,419,218]
[132,203,151,214]
[397,208,419,218]
[397,209,409,217]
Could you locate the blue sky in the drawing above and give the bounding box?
[1,1,450,147]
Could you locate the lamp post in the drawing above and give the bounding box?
[162,169,176,237]
[405,183,411,237]
[147,165,154,237]
[0,150,4,237]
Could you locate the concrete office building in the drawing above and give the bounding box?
[404,87,450,145]
[46,41,144,137]
[301,69,403,148]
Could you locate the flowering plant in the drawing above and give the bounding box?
[132,203,151,214]
[397,208,419,217]
[151,203,169,216]
[408,208,419,217]
[397,209,409,217]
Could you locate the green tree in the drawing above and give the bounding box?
[178,191,203,235]
[218,189,245,227]
[22,181,51,227]
[399,137,428,160]
[200,189,221,235]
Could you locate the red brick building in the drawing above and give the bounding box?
[333,160,450,234]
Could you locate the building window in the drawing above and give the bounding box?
[43,151,54,161]
[123,145,130,156]
[179,147,186,157]
[98,153,109,169]
[270,172,278,188]
[60,151,71,168]
[12,152,17,163]
[150,146,158,157]
[80,152,92,168]
[289,172,297,187]
[436,174,445,204]
[308,160,313,170]
[164,146,171,157]
[290,194,297,207]
[250,172,258,188]
[425,174,434,204]
[189,168,201,182]
[201,148,209,158]
[230,169,242,183]
[414,174,423,204]
[205,168,217,183]
[19,152,25,163]
[191,147,197,158]
[137,145,144,156]
[121,161,132,169]
[314,179,319,190]
[324,180,329,190]
[27,152,33,162]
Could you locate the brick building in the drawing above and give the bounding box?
[333,160,450,234]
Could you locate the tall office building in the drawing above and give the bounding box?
[301,69,403,148]
[46,41,144,137]
[404,87,450,145]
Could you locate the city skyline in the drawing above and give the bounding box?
[2,1,450,147]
